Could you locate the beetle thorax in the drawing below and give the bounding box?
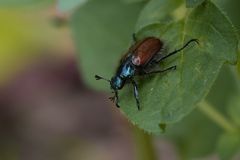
[120,58,136,78]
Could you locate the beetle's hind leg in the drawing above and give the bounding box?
[109,90,120,108]
[141,65,177,75]
[157,39,199,62]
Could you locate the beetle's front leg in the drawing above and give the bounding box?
[109,90,120,108]
[114,90,120,108]
[131,79,140,110]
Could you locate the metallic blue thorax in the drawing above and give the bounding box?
[119,57,135,78]
[110,56,136,90]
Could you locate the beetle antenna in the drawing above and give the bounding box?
[95,75,110,82]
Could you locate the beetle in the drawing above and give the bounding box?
[95,35,198,110]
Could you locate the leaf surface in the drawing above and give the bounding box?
[186,0,206,8]
[119,1,238,134]
[167,66,240,158]
[71,0,238,134]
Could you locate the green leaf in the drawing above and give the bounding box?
[136,0,183,30]
[167,65,240,158]
[186,0,206,8]
[217,133,240,159]
[228,95,240,127]
[57,0,87,12]
[0,0,53,8]
[212,0,240,35]
[119,1,238,134]
[122,0,147,3]
[71,0,238,134]
[206,66,240,112]
[238,61,240,74]
[70,0,145,90]
[166,108,221,159]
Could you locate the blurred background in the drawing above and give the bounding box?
[0,1,144,160]
[0,0,239,160]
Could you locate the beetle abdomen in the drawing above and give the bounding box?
[132,37,163,66]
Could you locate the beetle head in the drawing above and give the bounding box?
[110,76,124,90]
[95,75,123,91]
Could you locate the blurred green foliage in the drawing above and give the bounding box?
[0,8,70,85]
[228,96,240,127]
[0,10,42,84]
[186,0,205,8]
[0,0,53,8]
[217,133,240,159]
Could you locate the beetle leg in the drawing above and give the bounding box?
[131,79,140,110]
[109,90,120,108]
[108,96,115,102]
[114,90,120,108]
[142,65,177,75]
[157,39,199,62]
